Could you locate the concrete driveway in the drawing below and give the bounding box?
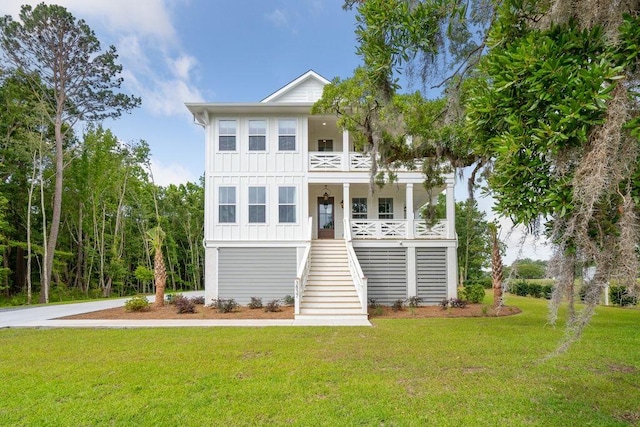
[0,292,371,328]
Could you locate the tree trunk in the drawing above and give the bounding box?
[39,143,50,304]
[40,117,64,303]
[154,249,166,307]
[490,225,503,309]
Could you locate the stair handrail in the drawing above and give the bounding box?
[344,217,368,314]
[294,216,313,315]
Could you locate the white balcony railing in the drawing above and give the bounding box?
[344,218,368,314]
[349,219,448,239]
[309,153,342,170]
[294,217,313,315]
[309,151,424,172]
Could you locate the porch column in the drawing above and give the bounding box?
[446,177,456,239]
[343,183,351,235]
[342,130,350,171]
[406,183,414,239]
[447,245,458,298]
[407,246,417,297]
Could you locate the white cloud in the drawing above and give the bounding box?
[144,78,204,116]
[168,55,198,81]
[149,158,197,187]
[0,0,175,42]
[266,9,288,28]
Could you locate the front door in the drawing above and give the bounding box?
[318,197,335,239]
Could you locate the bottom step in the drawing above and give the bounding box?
[295,313,370,322]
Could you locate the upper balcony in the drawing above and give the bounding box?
[309,151,423,173]
[309,152,370,171]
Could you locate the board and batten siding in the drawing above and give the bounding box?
[416,247,448,304]
[218,247,296,304]
[355,247,407,304]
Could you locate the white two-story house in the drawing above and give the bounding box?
[186,70,457,320]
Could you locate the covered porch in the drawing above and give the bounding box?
[306,179,456,241]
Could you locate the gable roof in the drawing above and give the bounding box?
[261,70,330,103]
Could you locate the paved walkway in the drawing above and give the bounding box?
[0,292,371,328]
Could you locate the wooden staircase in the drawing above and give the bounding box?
[296,240,368,321]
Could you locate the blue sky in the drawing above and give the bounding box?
[0,0,550,262]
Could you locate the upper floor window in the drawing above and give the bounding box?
[278,119,296,151]
[352,197,368,219]
[248,120,266,151]
[218,186,236,223]
[219,120,236,151]
[248,186,266,223]
[378,198,393,220]
[278,186,296,223]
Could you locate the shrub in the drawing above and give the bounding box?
[248,297,263,309]
[460,284,485,303]
[264,299,282,312]
[450,298,467,308]
[175,296,196,314]
[191,296,205,305]
[390,299,404,312]
[464,277,493,289]
[124,296,150,312]
[542,284,553,299]
[368,298,381,309]
[609,285,638,306]
[440,298,467,309]
[510,280,530,297]
[210,298,239,313]
[165,293,182,305]
[283,295,295,306]
[405,296,423,308]
[528,283,543,298]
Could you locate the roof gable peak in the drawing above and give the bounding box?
[261,70,330,103]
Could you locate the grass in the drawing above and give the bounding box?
[1,295,639,426]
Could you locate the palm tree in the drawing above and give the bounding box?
[488,223,503,309]
[147,226,167,307]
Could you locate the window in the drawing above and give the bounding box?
[318,139,333,152]
[248,120,266,151]
[352,197,368,219]
[219,120,236,151]
[278,186,296,223]
[248,186,266,223]
[278,119,296,151]
[378,198,393,219]
[218,187,236,223]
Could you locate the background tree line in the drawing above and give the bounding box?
[0,4,203,305]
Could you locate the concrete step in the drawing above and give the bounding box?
[299,308,366,315]
[294,313,370,322]
[307,273,352,281]
[301,302,361,309]
[302,295,360,303]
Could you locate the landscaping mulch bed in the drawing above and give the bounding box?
[60,303,520,320]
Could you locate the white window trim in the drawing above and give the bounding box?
[217,118,238,153]
[378,197,394,220]
[277,185,298,224]
[248,118,268,152]
[218,185,237,224]
[248,186,267,224]
[352,197,368,219]
[277,118,298,152]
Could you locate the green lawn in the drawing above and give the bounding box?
[1,296,638,426]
